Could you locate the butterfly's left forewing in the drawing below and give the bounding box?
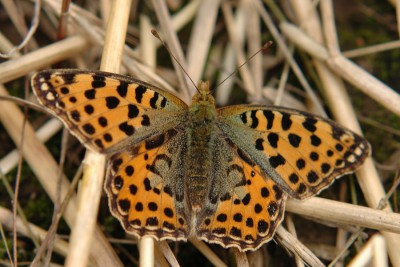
[217,105,370,199]
[32,69,188,153]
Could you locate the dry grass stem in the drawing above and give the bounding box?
[138,237,154,267]
[0,36,89,83]
[140,15,157,68]
[158,241,179,267]
[285,214,304,267]
[319,1,400,265]
[215,5,246,105]
[221,0,256,96]
[347,234,388,267]
[0,207,69,258]
[246,1,263,94]
[0,0,40,58]
[274,61,290,106]
[343,40,400,58]
[275,226,325,267]
[186,0,220,84]
[280,22,329,60]
[321,2,400,117]
[189,238,228,267]
[233,248,249,267]
[262,85,307,111]
[168,0,200,34]
[151,0,192,102]
[0,119,62,175]
[327,56,400,116]
[65,1,132,266]
[153,243,170,267]
[287,197,400,233]
[255,0,327,116]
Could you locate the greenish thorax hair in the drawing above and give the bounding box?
[187,81,217,212]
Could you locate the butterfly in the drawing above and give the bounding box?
[31,69,370,251]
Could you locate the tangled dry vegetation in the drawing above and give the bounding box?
[0,0,399,266]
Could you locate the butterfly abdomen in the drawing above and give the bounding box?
[187,99,217,211]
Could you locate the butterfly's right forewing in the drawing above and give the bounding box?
[32,69,189,154]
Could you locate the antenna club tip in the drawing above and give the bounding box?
[151,29,160,38]
[262,41,273,50]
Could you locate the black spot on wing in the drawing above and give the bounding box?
[296,158,306,170]
[106,97,120,109]
[141,115,150,126]
[149,92,159,109]
[62,73,76,84]
[288,133,301,147]
[281,113,292,130]
[267,133,279,148]
[302,117,317,132]
[119,122,135,136]
[160,97,167,108]
[250,110,259,128]
[60,87,69,94]
[92,80,106,88]
[263,110,275,130]
[118,199,130,212]
[331,125,345,141]
[128,104,139,118]
[269,154,286,168]
[71,110,80,122]
[82,123,95,135]
[237,148,254,166]
[135,85,146,103]
[307,171,319,183]
[117,82,128,97]
[145,134,165,149]
[84,89,96,99]
[113,176,123,190]
[240,113,247,124]
[98,117,108,127]
[255,138,264,150]
[310,134,321,147]
[84,105,94,114]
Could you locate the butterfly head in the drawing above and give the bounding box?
[192,81,215,105]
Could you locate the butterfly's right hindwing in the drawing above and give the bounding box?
[105,128,190,241]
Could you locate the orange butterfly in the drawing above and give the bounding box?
[32,69,370,251]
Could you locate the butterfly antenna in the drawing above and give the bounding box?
[214,41,273,90]
[151,29,199,93]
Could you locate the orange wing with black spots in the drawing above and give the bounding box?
[32,70,371,252]
[105,128,190,241]
[31,69,188,153]
[218,105,370,199]
[196,135,286,251]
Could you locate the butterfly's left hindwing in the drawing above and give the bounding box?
[217,105,370,199]
[32,69,188,153]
